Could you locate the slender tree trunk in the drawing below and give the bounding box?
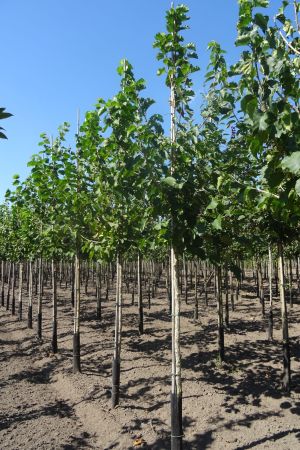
[137,252,143,335]
[258,260,265,317]
[27,261,33,328]
[204,262,208,307]
[37,258,42,340]
[171,246,182,450]
[193,261,198,320]
[71,258,75,308]
[268,246,273,341]
[73,253,81,373]
[278,242,291,393]
[1,261,4,307]
[230,271,234,311]
[52,259,58,353]
[289,259,293,308]
[6,262,11,311]
[11,263,16,315]
[18,263,23,321]
[216,265,224,362]
[96,262,102,320]
[112,254,122,407]
[224,267,229,328]
[183,254,188,304]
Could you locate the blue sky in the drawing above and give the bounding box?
[0,0,283,201]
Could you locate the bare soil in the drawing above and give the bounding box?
[1,274,300,449]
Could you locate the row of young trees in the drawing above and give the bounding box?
[1,1,299,448]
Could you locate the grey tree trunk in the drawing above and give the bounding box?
[27,261,33,328]
[268,246,273,341]
[137,252,143,334]
[216,265,224,362]
[52,260,58,353]
[278,242,291,393]
[1,261,4,307]
[6,262,11,311]
[37,258,42,340]
[171,246,182,450]
[11,263,16,315]
[73,254,81,373]
[18,263,23,321]
[112,254,122,407]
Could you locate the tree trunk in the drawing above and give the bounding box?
[52,259,58,354]
[11,263,16,316]
[18,263,23,322]
[289,259,293,308]
[171,246,182,450]
[278,242,291,393]
[137,252,143,335]
[216,265,224,362]
[6,262,11,311]
[1,261,4,307]
[194,261,198,321]
[112,254,122,407]
[71,259,75,308]
[96,262,102,320]
[37,258,42,340]
[183,254,188,304]
[73,254,81,373]
[258,260,265,317]
[27,261,33,328]
[268,246,273,341]
[224,267,229,328]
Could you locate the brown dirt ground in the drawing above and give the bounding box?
[1,272,300,449]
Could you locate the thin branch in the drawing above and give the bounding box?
[229,174,280,199]
[276,90,300,114]
[80,233,101,244]
[279,30,300,55]
[294,0,300,34]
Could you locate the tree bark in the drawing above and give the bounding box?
[1,261,5,307]
[37,258,42,340]
[73,253,81,373]
[268,246,273,341]
[52,259,58,353]
[171,246,182,450]
[18,263,23,322]
[6,262,11,311]
[112,254,122,407]
[11,263,16,316]
[27,261,33,328]
[194,261,198,321]
[278,242,291,393]
[216,265,224,362]
[137,252,143,335]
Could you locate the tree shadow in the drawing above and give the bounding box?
[0,399,75,431]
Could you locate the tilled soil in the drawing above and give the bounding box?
[1,274,300,449]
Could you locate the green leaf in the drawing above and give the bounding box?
[257,113,269,131]
[253,0,269,7]
[295,179,300,196]
[281,152,300,174]
[253,13,268,32]
[162,176,183,189]
[207,198,218,210]
[241,94,258,118]
[157,68,166,76]
[212,215,222,230]
[236,32,252,46]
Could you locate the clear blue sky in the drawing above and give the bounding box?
[0,0,282,201]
